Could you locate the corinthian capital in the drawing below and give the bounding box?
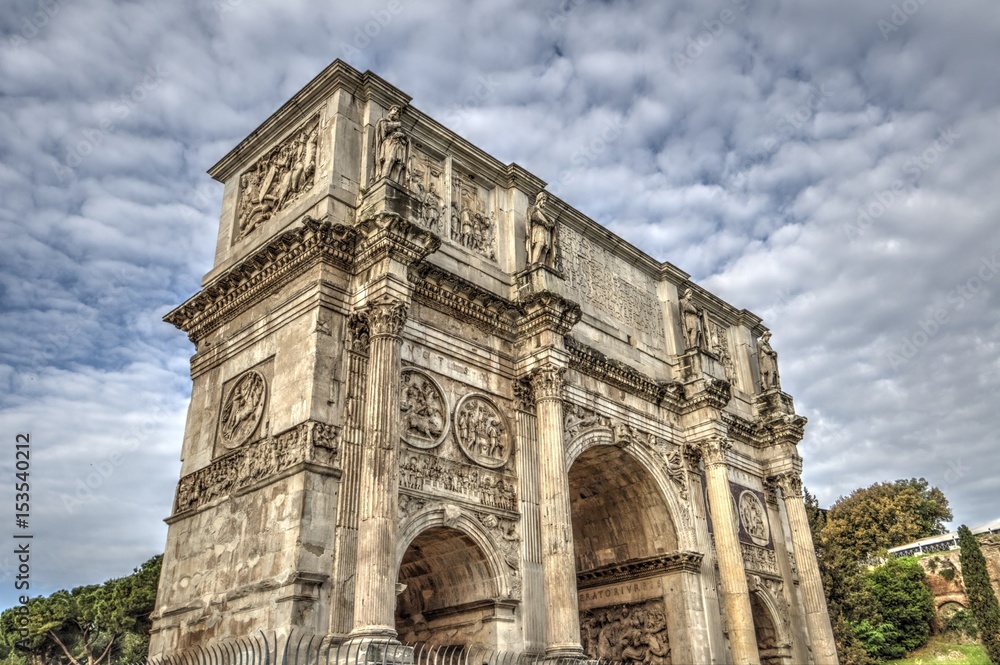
[773,471,803,499]
[356,296,408,338]
[529,364,564,401]
[689,436,732,468]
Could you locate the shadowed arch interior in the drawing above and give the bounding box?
[568,445,678,572]
[395,526,498,644]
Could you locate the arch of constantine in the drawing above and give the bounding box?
[149,60,838,665]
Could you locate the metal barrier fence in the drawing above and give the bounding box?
[133,633,615,665]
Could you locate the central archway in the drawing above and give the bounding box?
[395,526,499,649]
[569,442,681,663]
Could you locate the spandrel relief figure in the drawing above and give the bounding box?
[758,330,781,390]
[680,288,705,351]
[526,191,556,268]
[375,105,409,184]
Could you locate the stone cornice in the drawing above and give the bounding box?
[722,412,762,446]
[164,219,355,343]
[564,336,685,408]
[409,263,521,339]
[516,291,582,338]
[172,420,340,516]
[354,212,440,271]
[679,378,732,413]
[576,551,704,589]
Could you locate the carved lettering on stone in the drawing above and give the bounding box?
[237,116,319,240]
[399,450,517,512]
[218,370,267,449]
[560,226,665,342]
[580,599,671,665]
[450,171,496,261]
[399,369,448,450]
[739,490,771,547]
[454,394,511,468]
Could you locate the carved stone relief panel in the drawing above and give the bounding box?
[236,115,320,241]
[738,490,771,547]
[580,598,671,665]
[399,450,517,513]
[741,542,780,577]
[450,169,497,261]
[559,225,665,343]
[708,320,738,388]
[406,148,446,233]
[217,369,267,450]
[454,394,511,468]
[477,512,522,600]
[400,369,449,450]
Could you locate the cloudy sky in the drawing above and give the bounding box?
[1,0,998,609]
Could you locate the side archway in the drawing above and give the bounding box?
[395,506,514,648]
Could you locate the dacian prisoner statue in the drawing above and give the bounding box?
[150,60,839,665]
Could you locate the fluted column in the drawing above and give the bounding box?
[348,296,408,640]
[530,364,583,658]
[776,472,839,665]
[697,437,760,665]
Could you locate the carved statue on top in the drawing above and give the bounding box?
[679,288,706,351]
[526,191,557,268]
[758,331,781,391]
[375,105,409,184]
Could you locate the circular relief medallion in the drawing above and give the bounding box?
[453,394,511,468]
[738,490,771,547]
[399,369,448,449]
[219,370,267,449]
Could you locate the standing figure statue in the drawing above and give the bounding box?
[526,191,556,268]
[375,105,409,184]
[680,288,705,351]
[758,330,781,390]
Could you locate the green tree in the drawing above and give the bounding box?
[823,478,952,560]
[0,555,161,665]
[959,525,1000,664]
[863,557,935,660]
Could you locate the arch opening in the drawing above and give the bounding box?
[569,444,680,663]
[395,526,499,649]
[751,592,785,665]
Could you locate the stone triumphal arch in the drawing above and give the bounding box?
[149,60,838,665]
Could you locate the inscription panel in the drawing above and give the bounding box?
[561,225,665,344]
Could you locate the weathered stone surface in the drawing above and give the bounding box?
[151,60,834,665]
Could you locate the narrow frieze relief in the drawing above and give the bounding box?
[236,115,320,240]
[175,420,339,514]
[450,170,496,261]
[454,394,512,468]
[399,450,517,513]
[563,336,684,408]
[408,262,521,339]
[400,369,448,450]
[741,542,780,577]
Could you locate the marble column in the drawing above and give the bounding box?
[530,364,583,658]
[698,437,760,665]
[348,296,408,641]
[776,472,839,665]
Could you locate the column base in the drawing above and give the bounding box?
[544,643,585,659]
[341,631,410,665]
